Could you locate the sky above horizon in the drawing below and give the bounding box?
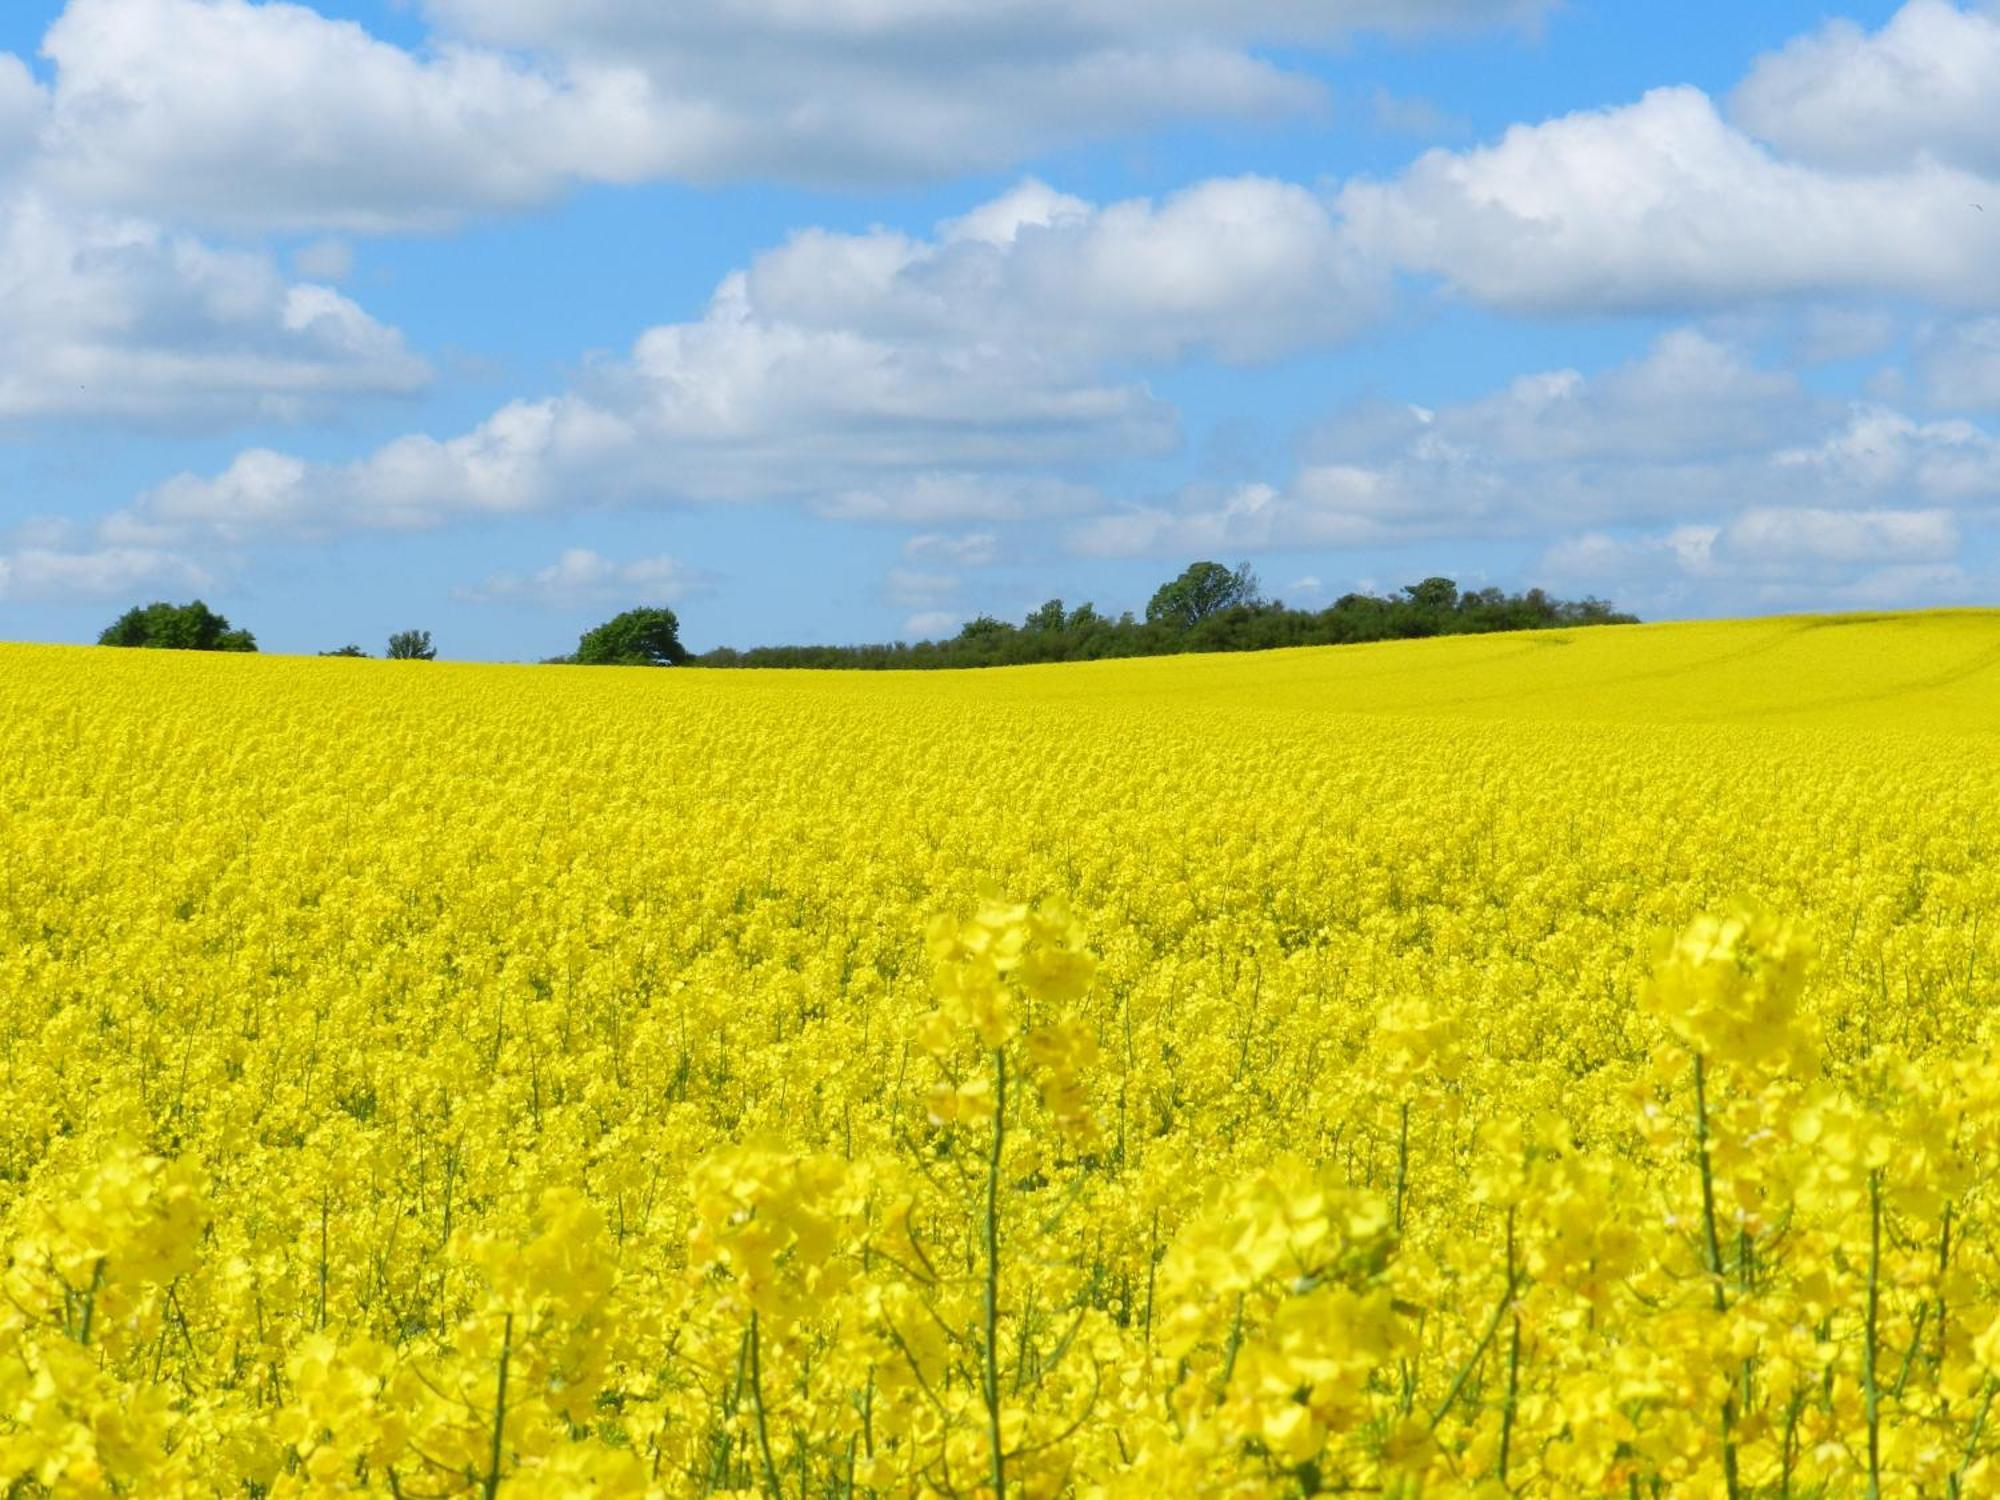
[4,0,1999,658]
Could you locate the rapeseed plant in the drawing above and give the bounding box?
[1,612,1998,1494]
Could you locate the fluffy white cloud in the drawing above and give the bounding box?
[427,0,1553,50]
[100,176,1380,542]
[0,543,212,601]
[1732,1,2000,174]
[36,0,685,232]
[1542,509,1971,613]
[0,189,428,423]
[747,177,1374,364]
[1772,406,2000,503]
[1341,86,2000,313]
[19,0,1546,229]
[1342,330,1815,464]
[457,547,713,608]
[0,53,45,168]
[1068,334,2000,562]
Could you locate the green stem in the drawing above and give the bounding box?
[1951,1379,1997,1499]
[1394,1100,1411,1236]
[982,1047,1008,1500]
[482,1312,512,1500]
[748,1310,785,1499]
[1692,1054,1741,1500]
[1864,1169,1883,1500]
[1430,1207,1518,1432]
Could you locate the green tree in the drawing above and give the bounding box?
[99,601,257,652]
[574,607,688,666]
[1403,577,1460,612]
[957,615,1011,642]
[320,644,369,658]
[386,630,436,661]
[1022,599,1067,632]
[1066,603,1101,631]
[1145,562,1261,630]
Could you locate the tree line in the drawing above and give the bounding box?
[93,565,1633,669]
[698,563,1636,670]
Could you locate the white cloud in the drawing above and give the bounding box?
[457,547,713,608]
[1068,334,2000,562]
[101,175,1378,542]
[0,53,46,169]
[742,176,1377,364]
[883,568,960,607]
[0,189,428,423]
[292,237,353,282]
[1340,85,2000,313]
[36,0,682,232]
[1399,329,1813,463]
[1721,506,1959,566]
[904,531,1000,567]
[1919,319,2000,409]
[1732,1,2000,175]
[901,609,962,640]
[0,543,212,601]
[1772,406,2000,504]
[1368,88,1466,139]
[20,0,1546,230]
[1542,508,1972,613]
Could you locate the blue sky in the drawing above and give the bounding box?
[3,0,1995,659]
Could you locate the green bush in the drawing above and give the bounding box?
[99,601,257,653]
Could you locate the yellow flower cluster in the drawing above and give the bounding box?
[3,610,1999,1496]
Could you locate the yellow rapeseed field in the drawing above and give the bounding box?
[5,611,2000,1498]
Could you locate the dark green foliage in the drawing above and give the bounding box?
[1023,599,1067,633]
[98,600,257,652]
[956,615,1012,642]
[386,630,436,661]
[1403,576,1461,612]
[574,607,688,666]
[320,644,370,658]
[1146,561,1262,629]
[695,570,1636,671]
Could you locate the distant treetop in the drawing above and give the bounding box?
[573,607,689,666]
[99,601,256,653]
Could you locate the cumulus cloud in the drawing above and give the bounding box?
[1067,334,2000,562]
[0,53,45,168]
[457,547,714,608]
[19,0,1547,229]
[1340,86,2000,313]
[36,0,686,232]
[98,176,1382,543]
[1542,508,1972,613]
[0,543,212,601]
[742,176,1376,364]
[1771,406,2000,504]
[0,189,428,424]
[1732,1,2000,175]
